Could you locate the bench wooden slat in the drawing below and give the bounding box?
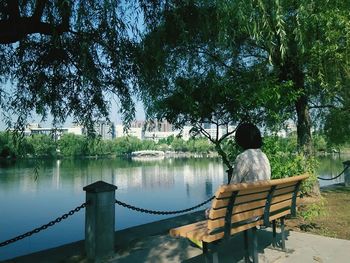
[208,207,265,229]
[238,186,272,196]
[270,199,292,212]
[269,210,291,221]
[235,192,268,204]
[209,199,266,219]
[212,192,268,208]
[233,200,266,214]
[203,219,264,243]
[219,174,308,194]
[219,186,271,198]
[186,227,209,241]
[275,181,299,189]
[169,220,207,237]
[271,192,294,204]
[270,197,301,213]
[274,185,296,196]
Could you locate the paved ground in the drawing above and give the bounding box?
[110,229,350,263]
[3,211,350,263]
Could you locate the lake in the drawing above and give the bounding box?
[0,155,349,260]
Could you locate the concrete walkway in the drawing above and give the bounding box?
[109,229,350,263]
[3,211,350,263]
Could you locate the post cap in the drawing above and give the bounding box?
[83,181,118,193]
[343,160,350,166]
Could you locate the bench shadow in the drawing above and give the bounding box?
[183,228,291,263]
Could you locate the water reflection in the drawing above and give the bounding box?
[0,157,225,260]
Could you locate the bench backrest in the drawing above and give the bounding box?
[205,173,309,242]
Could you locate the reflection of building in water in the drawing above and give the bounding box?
[183,162,225,199]
[114,167,143,190]
[112,164,176,190]
[48,159,224,196]
[141,165,175,189]
[52,159,61,189]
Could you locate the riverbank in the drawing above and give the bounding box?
[3,208,350,263]
[285,184,350,240]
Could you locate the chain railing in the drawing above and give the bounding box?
[0,202,86,248]
[115,196,215,215]
[317,165,349,181]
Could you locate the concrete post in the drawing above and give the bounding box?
[83,181,118,262]
[343,160,350,187]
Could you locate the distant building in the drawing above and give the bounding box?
[115,124,143,140]
[115,120,177,142]
[23,123,83,140]
[114,119,236,142]
[94,121,115,140]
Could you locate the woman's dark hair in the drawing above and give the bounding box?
[235,123,263,150]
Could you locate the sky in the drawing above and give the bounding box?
[0,94,146,131]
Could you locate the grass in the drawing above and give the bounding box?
[286,185,350,240]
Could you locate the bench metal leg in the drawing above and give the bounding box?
[202,242,219,263]
[280,217,286,251]
[204,253,219,263]
[203,241,209,254]
[244,230,250,263]
[272,220,277,248]
[252,227,259,263]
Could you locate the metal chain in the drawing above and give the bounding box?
[115,196,215,215]
[317,165,349,181]
[0,203,86,247]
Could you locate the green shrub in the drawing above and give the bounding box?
[263,136,318,195]
[300,198,326,221]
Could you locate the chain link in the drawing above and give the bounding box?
[0,203,86,248]
[317,165,349,181]
[115,196,215,215]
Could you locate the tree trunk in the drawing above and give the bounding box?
[295,94,313,155]
[214,143,233,184]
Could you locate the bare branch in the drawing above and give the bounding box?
[0,18,70,44]
[0,0,71,44]
[32,0,47,21]
[217,129,236,143]
[193,123,212,139]
[7,0,20,20]
[309,104,336,110]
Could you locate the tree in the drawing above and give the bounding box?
[58,133,87,157]
[323,86,350,146]
[137,2,295,182]
[138,0,350,158]
[26,134,56,157]
[0,0,153,130]
[217,0,350,154]
[113,136,142,155]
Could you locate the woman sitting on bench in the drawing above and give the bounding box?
[230,122,271,184]
[204,122,271,219]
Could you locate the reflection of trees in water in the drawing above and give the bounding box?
[0,157,225,193]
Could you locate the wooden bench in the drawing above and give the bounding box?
[169,173,309,263]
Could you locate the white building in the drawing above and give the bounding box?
[115,124,143,139]
[23,123,83,140]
